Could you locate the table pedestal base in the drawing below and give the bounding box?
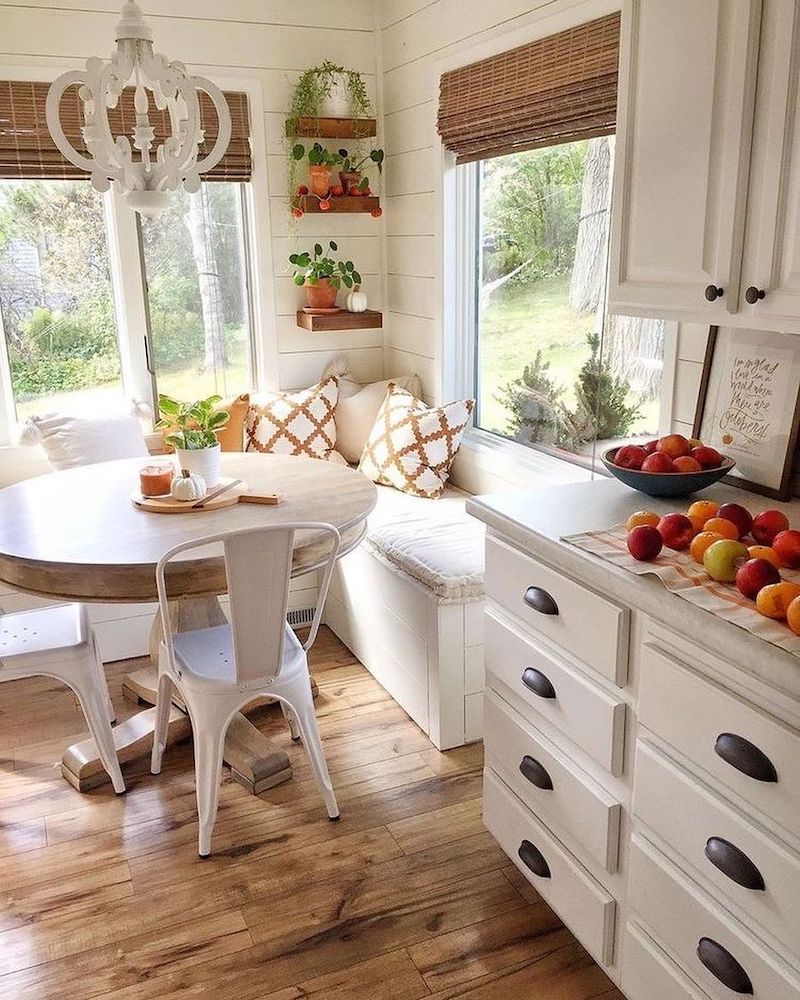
[61,596,295,794]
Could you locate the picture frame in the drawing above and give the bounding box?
[692,326,800,501]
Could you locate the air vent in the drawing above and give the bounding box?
[287,607,315,628]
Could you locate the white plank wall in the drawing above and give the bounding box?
[0,0,384,392]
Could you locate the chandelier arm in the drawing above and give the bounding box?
[192,76,233,175]
[45,71,101,175]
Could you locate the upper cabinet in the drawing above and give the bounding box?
[610,0,800,333]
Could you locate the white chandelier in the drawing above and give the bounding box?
[45,1,231,216]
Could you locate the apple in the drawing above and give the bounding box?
[703,539,749,582]
[658,512,695,550]
[626,510,660,531]
[751,509,790,546]
[690,530,724,564]
[747,545,782,569]
[627,525,663,561]
[772,529,800,569]
[673,456,702,473]
[756,581,800,619]
[735,558,781,600]
[688,437,703,449]
[614,445,648,470]
[643,440,659,454]
[692,445,723,468]
[657,433,691,458]
[642,452,675,473]
[717,502,753,540]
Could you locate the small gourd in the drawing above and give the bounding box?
[346,284,368,313]
[171,468,207,502]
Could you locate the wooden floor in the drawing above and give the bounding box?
[0,627,623,999]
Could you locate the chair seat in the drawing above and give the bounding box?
[172,621,306,685]
[0,604,87,663]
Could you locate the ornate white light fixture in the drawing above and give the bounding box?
[46,1,231,216]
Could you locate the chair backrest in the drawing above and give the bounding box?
[156,522,341,685]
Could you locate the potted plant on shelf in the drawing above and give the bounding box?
[290,242,362,311]
[338,147,384,194]
[291,142,344,197]
[155,394,230,487]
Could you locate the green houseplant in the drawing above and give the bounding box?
[289,241,362,310]
[338,147,384,194]
[291,143,343,197]
[155,393,230,487]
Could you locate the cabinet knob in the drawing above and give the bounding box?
[697,937,753,994]
[714,732,777,783]
[704,284,724,301]
[521,667,556,700]
[704,837,765,891]
[523,586,559,616]
[519,755,554,790]
[518,839,551,879]
[744,285,766,304]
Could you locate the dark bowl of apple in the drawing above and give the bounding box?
[602,442,736,497]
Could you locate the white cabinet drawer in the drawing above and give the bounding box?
[485,536,628,686]
[483,768,616,967]
[485,609,626,775]
[639,642,800,836]
[634,740,800,958]
[629,836,800,999]
[484,690,621,872]
[623,922,712,1000]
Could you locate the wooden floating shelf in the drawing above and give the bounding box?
[299,195,380,214]
[296,309,383,332]
[287,117,377,139]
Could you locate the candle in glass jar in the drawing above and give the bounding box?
[139,464,174,497]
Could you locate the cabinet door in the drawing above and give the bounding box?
[609,0,761,322]
[739,1,800,332]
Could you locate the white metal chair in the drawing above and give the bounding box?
[0,604,125,793]
[150,522,342,857]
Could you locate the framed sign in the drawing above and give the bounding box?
[693,327,800,500]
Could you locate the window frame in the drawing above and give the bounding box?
[0,63,272,444]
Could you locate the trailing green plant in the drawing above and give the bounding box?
[289,241,362,290]
[155,394,230,451]
[572,333,642,441]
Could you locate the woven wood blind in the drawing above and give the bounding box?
[0,81,251,182]
[438,12,621,163]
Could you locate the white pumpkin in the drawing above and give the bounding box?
[346,284,368,313]
[170,468,207,502]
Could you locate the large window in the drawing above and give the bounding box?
[468,136,666,469]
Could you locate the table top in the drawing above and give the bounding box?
[0,454,377,602]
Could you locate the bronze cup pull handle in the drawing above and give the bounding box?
[704,837,765,891]
[697,937,753,994]
[521,667,556,700]
[519,755,554,790]
[523,586,559,616]
[518,839,551,879]
[714,733,777,783]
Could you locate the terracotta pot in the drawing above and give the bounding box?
[305,278,338,310]
[339,170,361,195]
[308,165,332,197]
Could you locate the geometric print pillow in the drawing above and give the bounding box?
[358,383,474,498]
[245,376,338,460]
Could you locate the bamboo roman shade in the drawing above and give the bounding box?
[0,81,251,181]
[437,12,621,163]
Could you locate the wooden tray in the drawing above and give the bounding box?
[131,477,246,514]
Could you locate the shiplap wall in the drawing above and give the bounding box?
[0,0,383,391]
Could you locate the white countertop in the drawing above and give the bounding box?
[467,477,800,703]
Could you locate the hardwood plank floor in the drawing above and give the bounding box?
[0,627,624,999]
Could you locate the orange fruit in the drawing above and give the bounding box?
[687,499,720,532]
[755,582,800,620]
[786,596,800,636]
[748,545,782,569]
[626,510,660,531]
[704,517,739,540]
[690,531,724,564]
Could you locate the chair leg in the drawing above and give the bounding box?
[185,697,230,857]
[290,691,339,821]
[75,660,125,795]
[281,701,301,741]
[150,673,174,775]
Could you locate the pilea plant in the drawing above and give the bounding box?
[338,147,384,192]
[289,242,362,290]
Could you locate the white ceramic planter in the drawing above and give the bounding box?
[175,443,222,487]
[321,77,350,117]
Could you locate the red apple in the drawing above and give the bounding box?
[658,512,695,550]
[627,524,663,561]
[703,539,750,582]
[642,452,675,473]
[772,529,800,569]
[751,509,790,546]
[735,558,781,600]
[673,456,702,473]
[657,433,691,458]
[717,502,753,540]
[692,445,723,468]
[643,439,659,454]
[614,445,648,470]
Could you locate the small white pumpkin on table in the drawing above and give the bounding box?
[170,468,207,502]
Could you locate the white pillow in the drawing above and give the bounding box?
[20,411,149,471]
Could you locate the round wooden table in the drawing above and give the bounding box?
[0,453,377,793]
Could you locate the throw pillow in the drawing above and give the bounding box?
[20,411,149,471]
[359,384,474,498]
[245,376,338,460]
[160,393,249,453]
